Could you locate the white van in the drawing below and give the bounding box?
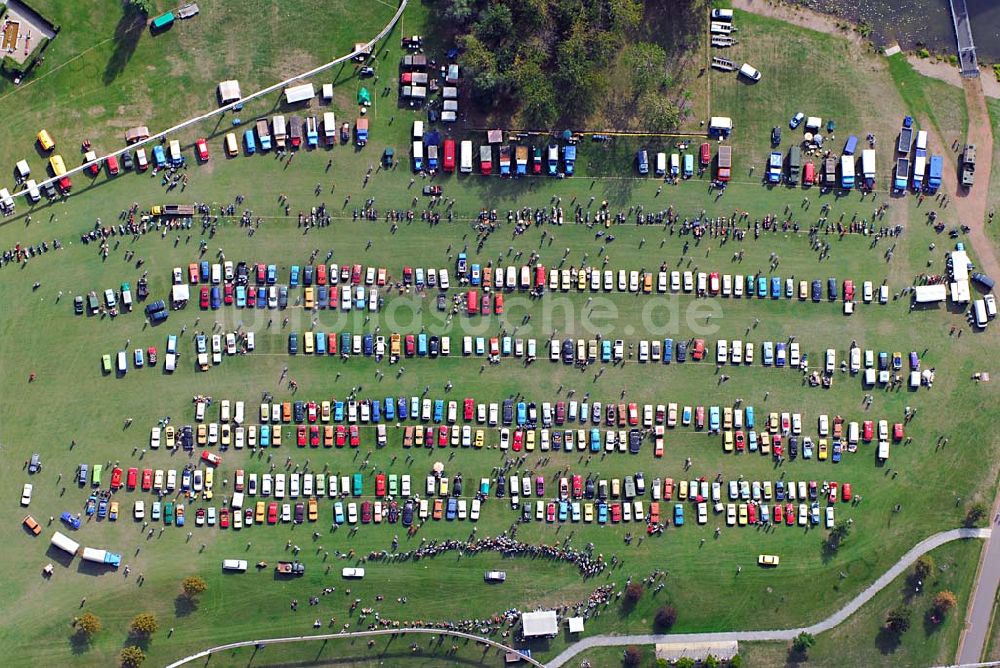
[25,179,40,203]
[460,140,473,173]
[223,559,248,572]
[973,299,988,329]
[739,63,761,82]
[116,351,127,374]
[412,121,424,140]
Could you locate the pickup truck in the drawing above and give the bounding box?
[275,560,305,576]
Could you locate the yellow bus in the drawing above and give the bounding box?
[224,132,238,157]
[37,129,54,151]
[49,154,66,176]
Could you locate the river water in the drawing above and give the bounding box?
[794,0,1000,62]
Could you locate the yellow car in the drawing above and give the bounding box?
[758,554,780,567]
[321,401,331,422]
[197,424,207,446]
[818,438,829,460]
[723,430,733,452]
[255,501,266,523]
[525,430,535,451]
[272,425,282,446]
[109,501,119,521]
[165,425,176,448]
[308,498,318,521]
[769,412,779,433]
[221,424,231,447]
[474,429,484,448]
[584,503,594,522]
[304,287,315,309]
[678,479,688,501]
[738,504,748,525]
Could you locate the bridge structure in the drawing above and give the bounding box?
[948,0,979,77]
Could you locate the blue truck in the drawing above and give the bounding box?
[926,155,943,193]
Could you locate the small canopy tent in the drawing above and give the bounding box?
[217,80,242,105]
[357,88,371,105]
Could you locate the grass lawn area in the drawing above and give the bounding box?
[739,538,983,667]
[886,54,969,158]
[0,4,996,668]
[985,97,1000,248]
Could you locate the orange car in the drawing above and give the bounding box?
[22,515,41,535]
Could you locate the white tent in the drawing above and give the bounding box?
[805,116,823,130]
[521,610,558,637]
[217,80,242,104]
[285,83,315,104]
[951,250,970,282]
[171,284,190,305]
[913,284,946,303]
[950,280,970,303]
[567,617,585,633]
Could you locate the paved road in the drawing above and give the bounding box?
[547,528,990,668]
[954,75,1000,667]
[164,627,543,668]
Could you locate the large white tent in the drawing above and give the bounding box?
[521,610,558,637]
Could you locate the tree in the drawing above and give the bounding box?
[129,613,159,638]
[913,555,935,581]
[512,57,558,129]
[965,502,988,527]
[704,654,720,668]
[127,0,152,14]
[624,42,670,94]
[624,582,643,604]
[653,605,677,630]
[444,0,477,26]
[608,0,642,33]
[791,631,815,657]
[181,575,208,598]
[120,645,146,667]
[474,4,514,45]
[638,92,681,132]
[885,606,912,634]
[729,654,744,668]
[932,590,957,617]
[76,612,102,637]
[623,645,642,666]
[675,658,696,668]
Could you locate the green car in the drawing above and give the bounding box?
[101,354,112,374]
[388,474,398,496]
[352,473,363,496]
[164,501,174,524]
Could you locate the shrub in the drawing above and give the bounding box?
[120,645,146,667]
[885,606,912,634]
[932,590,957,618]
[76,612,102,637]
[624,582,643,604]
[965,502,988,527]
[623,646,642,666]
[181,575,208,598]
[129,613,159,638]
[654,605,677,630]
[917,48,930,59]
[913,555,935,580]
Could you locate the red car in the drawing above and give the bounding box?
[141,468,152,491]
[351,264,362,284]
[126,468,138,490]
[110,467,123,490]
[220,508,230,528]
[546,502,556,522]
[309,426,320,447]
[708,272,720,295]
[376,474,386,497]
[494,294,504,314]
[512,430,523,451]
[893,423,904,441]
[628,403,638,426]
[735,430,745,451]
[572,475,582,498]
[328,333,338,354]
[464,398,474,421]
[402,266,413,284]
[692,339,705,360]
[773,503,783,523]
[842,483,852,502]
[747,503,757,524]
[610,503,622,523]
[297,425,307,446]
[695,406,705,430]
[405,335,415,356]
[307,402,318,423]
[335,425,346,447]
[201,450,222,466]
[863,420,873,442]
[349,425,360,447]
[195,138,209,162]
[147,347,157,365]
[200,286,210,309]
[268,502,278,524]
[247,285,257,304]
[784,503,795,525]
[189,263,200,284]
[316,264,327,285]
[361,501,373,523]
[844,280,855,301]
[256,264,266,284]
[437,426,448,446]
[224,284,234,305]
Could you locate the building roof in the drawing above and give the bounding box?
[521,610,558,637]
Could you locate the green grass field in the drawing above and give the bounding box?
[0,3,996,668]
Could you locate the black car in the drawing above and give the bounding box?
[789,436,798,459]
[236,262,248,285]
[628,429,642,454]
[584,478,595,499]
[429,336,439,357]
[293,401,305,423]
[278,285,289,309]
[401,501,414,527]
[121,151,134,171]
[453,478,463,497]
[288,332,299,354]
[294,503,304,523]
[303,265,313,286]
[502,400,513,425]
[359,66,375,77]
[676,341,687,362]
[495,475,506,498]
[771,126,781,146]
[74,295,84,314]
[561,338,574,363]
[181,426,194,450]
[811,279,822,302]
[827,277,838,301]
[437,293,446,311]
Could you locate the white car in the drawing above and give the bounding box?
[150,427,161,449]
[134,500,145,520]
[825,348,836,373]
[20,483,32,506]
[985,294,997,318]
[862,281,873,303]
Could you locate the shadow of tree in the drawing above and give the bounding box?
[874,627,903,654]
[103,3,146,85]
[174,594,197,617]
[68,630,91,656]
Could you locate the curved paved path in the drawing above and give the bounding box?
[164,627,543,668]
[547,528,990,668]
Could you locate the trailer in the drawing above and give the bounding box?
[711,57,735,71]
[499,145,512,176]
[288,115,304,148]
[716,145,732,181]
[460,140,473,173]
[305,116,318,147]
[479,145,493,174]
[861,149,876,190]
[412,141,424,172]
[897,122,913,154]
[272,115,287,149]
[515,145,528,176]
[894,157,909,191]
[840,155,855,189]
[276,560,305,576]
[50,531,80,556]
[168,140,183,166]
[823,157,838,187]
[355,118,368,146]
[926,155,943,193]
[81,547,122,568]
[256,118,272,151]
[284,83,315,105]
[427,143,438,171]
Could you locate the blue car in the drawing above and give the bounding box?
[709,406,720,432]
[316,333,326,355]
[598,502,608,523]
[748,430,758,451]
[260,425,271,446]
[746,274,755,295]
[290,265,300,287]
[288,332,298,354]
[317,285,329,308]
[446,497,458,520]
[256,287,266,308]
[674,504,684,526]
[590,429,601,452]
[334,402,344,421]
[601,340,611,361]
[384,399,395,421]
[757,275,768,297]
[210,286,221,309]
[745,406,755,429]
[61,511,81,529]
[771,276,781,298]
[333,502,345,524]
[244,129,256,154]
[363,334,373,356]
[266,264,277,284]
[200,261,210,282]
[434,400,444,423]
[662,339,673,364]
[517,402,527,425]
[558,501,569,522]
[775,480,785,500]
[235,285,246,308]
[417,334,427,356]
[397,398,408,420]
[371,400,381,423]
